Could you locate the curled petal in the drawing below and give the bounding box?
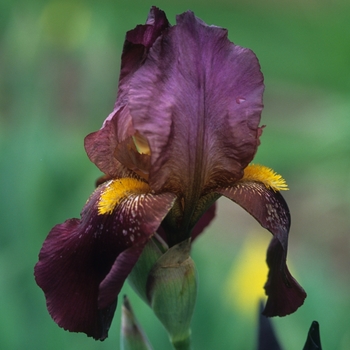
[128,11,264,193]
[34,180,175,340]
[217,181,306,316]
[84,111,129,178]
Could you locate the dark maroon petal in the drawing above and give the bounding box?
[263,238,307,317]
[217,182,306,316]
[97,181,177,309]
[218,183,290,247]
[128,11,264,194]
[98,244,145,309]
[34,218,118,340]
[84,110,130,178]
[85,106,148,179]
[118,6,170,95]
[84,8,169,176]
[34,181,176,340]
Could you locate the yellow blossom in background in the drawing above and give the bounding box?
[224,231,270,317]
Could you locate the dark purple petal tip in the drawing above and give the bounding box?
[34,219,118,340]
[125,7,169,48]
[262,238,307,317]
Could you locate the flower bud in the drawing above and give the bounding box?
[146,239,197,347]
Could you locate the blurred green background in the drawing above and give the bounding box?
[1,0,350,349]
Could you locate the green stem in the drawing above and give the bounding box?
[171,335,192,350]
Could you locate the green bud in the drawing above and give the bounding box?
[120,295,153,350]
[146,239,197,349]
[128,234,168,304]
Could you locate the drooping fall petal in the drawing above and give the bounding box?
[34,217,119,340]
[217,181,306,316]
[34,179,175,340]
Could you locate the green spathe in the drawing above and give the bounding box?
[120,295,153,350]
[147,239,197,349]
[128,235,167,304]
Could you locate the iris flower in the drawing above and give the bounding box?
[34,7,306,341]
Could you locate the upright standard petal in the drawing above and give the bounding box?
[217,168,306,316]
[128,11,264,196]
[84,7,170,178]
[34,179,175,340]
[118,6,170,102]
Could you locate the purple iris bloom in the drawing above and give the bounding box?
[34,7,306,340]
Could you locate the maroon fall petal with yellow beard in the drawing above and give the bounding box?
[34,180,175,340]
[217,181,306,316]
